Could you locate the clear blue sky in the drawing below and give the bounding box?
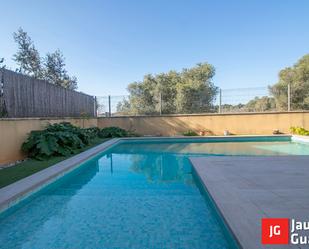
[1,0,309,96]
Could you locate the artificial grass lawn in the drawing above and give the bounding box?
[0,137,109,188]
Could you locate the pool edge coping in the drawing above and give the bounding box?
[0,138,122,212]
[0,134,293,213]
[189,156,309,249]
[191,165,243,249]
[292,135,309,143]
[190,159,244,249]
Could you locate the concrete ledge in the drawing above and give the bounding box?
[99,111,309,118]
[0,138,120,212]
[190,156,309,249]
[1,111,308,121]
[292,135,309,143]
[2,112,309,163]
[0,117,98,121]
[98,112,309,137]
[120,134,291,141]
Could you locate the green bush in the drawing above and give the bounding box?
[98,127,128,138]
[290,126,309,136]
[22,124,135,160]
[22,122,93,160]
[182,130,198,136]
[83,127,100,139]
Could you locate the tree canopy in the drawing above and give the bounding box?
[44,50,77,90]
[12,28,77,90]
[270,54,309,110]
[13,28,42,78]
[117,63,218,115]
[244,96,276,112]
[219,54,309,113]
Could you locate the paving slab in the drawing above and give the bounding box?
[190,156,309,249]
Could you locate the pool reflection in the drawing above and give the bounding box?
[128,153,193,185]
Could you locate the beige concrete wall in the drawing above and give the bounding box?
[0,118,97,165]
[98,112,309,136]
[1,112,309,165]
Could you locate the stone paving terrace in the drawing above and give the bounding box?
[190,156,309,249]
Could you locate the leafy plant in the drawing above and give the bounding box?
[22,123,135,160]
[22,122,93,160]
[98,127,128,138]
[46,122,91,145]
[182,130,198,136]
[84,127,100,139]
[290,127,309,136]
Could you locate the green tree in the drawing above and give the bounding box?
[270,54,309,110]
[125,74,158,114]
[13,28,43,78]
[175,63,216,113]
[117,63,218,114]
[245,96,276,112]
[116,98,131,115]
[13,28,78,89]
[44,50,77,90]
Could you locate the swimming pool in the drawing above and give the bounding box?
[1,137,309,249]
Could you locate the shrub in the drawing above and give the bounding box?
[46,122,91,145]
[22,124,136,159]
[22,122,93,160]
[98,127,128,138]
[182,130,198,136]
[290,127,309,136]
[83,127,100,139]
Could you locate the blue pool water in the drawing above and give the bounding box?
[1,138,309,249]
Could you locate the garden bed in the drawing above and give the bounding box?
[0,137,109,188]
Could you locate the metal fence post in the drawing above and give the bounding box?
[94,96,97,117]
[108,95,111,117]
[159,92,162,115]
[288,84,291,112]
[219,88,222,114]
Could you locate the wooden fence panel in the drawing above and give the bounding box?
[0,69,6,116]
[0,69,95,118]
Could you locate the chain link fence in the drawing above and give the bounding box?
[218,87,272,113]
[96,85,309,117]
